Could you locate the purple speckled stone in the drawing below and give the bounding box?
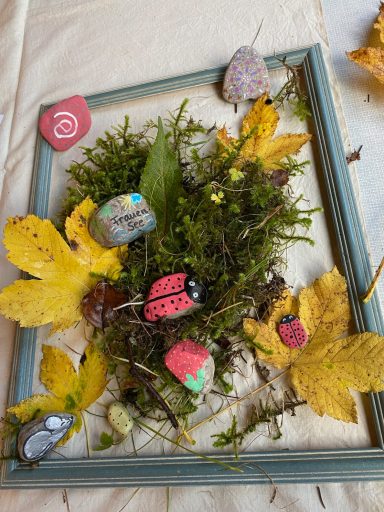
[223,46,270,104]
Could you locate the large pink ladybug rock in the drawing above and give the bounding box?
[39,95,91,151]
[165,340,215,393]
[143,273,207,322]
[278,314,308,348]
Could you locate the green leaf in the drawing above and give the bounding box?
[139,117,183,236]
[184,368,205,392]
[94,431,114,451]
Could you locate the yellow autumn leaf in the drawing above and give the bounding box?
[346,48,384,84]
[291,332,384,423]
[298,266,351,339]
[374,2,384,43]
[65,197,126,279]
[0,198,125,333]
[346,4,384,84]
[244,318,296,369]
[7,343,108,444]
[244,290,300,368]
[217,93,311,170]
[244,267,384,422]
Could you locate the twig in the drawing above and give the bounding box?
[126,338,178,429]
[316,485,326,509]
[81,412,91,457]
[241,204,284,238]
[116,488,141,512]
[185,370,288,435]
[346,145,363,164]
[109,353,159,378]
[255,360,276,390]
[135,419,241,473]
[203,301,244,325]
[361,256,384,303]
[62,489,71,512]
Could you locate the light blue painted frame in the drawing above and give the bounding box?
[2,44,384,488]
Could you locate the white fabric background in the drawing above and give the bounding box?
[0,0,383,510]
[323,0,384,310]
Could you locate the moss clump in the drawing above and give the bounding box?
[59,99,318,433]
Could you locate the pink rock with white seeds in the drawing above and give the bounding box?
[165,339,215,394]
[39,95,91,151]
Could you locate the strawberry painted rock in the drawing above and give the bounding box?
[223,46,270,104]
[165,339,215,393]
[278,314,308,348]
[89,193,156,247]
[143,273,207,322]
[39,95,91,151]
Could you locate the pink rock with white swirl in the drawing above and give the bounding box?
[39,95,91,151]
[223,46,270,104]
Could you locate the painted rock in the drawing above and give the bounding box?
[39,95,91,151]
[278,314,308,348]
[17,413,74,462]
[89,193,156,247]
[143,273,207,322]
[107,402,133,436]
[165,339,215,393]
[223,46,270,104]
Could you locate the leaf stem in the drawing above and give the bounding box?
[81,412,91,457]
[185,369,288,436]
[135,419,242,473]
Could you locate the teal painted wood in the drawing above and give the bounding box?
[2,43,384,488]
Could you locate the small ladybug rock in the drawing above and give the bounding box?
[143,273,207,322]
[278,314,308,348]
[165,339,215,393]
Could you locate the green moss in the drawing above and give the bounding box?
[59,100,318,434]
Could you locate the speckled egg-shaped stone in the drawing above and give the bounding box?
[107,402,134,436]
[165,339,215,394]
[89,193,156,247]
[223,46,270,104]
[17,412,74,462]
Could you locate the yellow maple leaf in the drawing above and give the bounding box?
[0,198,125,333]
[217,93,312,170]
[374,2,384,43]
[298,266,351,339]
[346,4,384,84]
[244,290,300,369]
[244,267,384,422]
[7,343,108,444]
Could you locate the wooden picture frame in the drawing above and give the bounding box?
[2,44,384,488]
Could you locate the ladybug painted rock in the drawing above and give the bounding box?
[278,314,308,348]
[165,339,215,394]
[143,273,207,322]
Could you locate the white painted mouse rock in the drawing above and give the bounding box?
[165,339,215,394]
[17,413,74,462]
[89,193,156,247]
[107,402,133,436]
[223,46,270,104]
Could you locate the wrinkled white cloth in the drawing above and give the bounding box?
[0,0,383,510]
